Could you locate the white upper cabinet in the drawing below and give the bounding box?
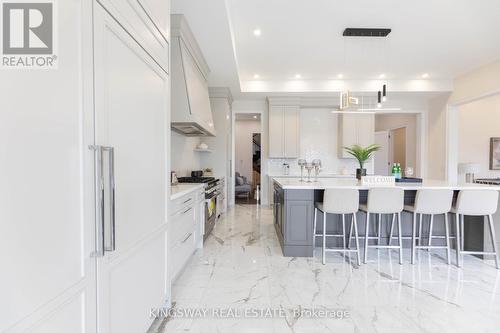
[268,99,300,158]
[269,106,285,158]
[338,113,375,158]
[283,106,300,158]
[98,0,170,73]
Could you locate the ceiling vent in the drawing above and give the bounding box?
[343,28,391,37]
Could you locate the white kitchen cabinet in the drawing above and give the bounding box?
[284,106,300,157]
[93,3,169,333]
[168,189,201,282]
[269,105,300,158]
[98,0,170,73]
[0,2,97,332]
[269,106,285,158]
[1,1,170,332]
[338,113,375,158]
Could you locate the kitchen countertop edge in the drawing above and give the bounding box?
[170,183,205,200]
[272,177,500,191]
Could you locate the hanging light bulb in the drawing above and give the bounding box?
[382,84,387,102]
[377,91,382,108]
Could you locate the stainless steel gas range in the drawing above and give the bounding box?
[177,176,221,240]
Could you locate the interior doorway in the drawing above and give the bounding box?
[391,127,407,171]
[374,113,418,177]
[375,127,407,176]
[234,113,261,204]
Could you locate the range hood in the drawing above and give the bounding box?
[171,15,216,137]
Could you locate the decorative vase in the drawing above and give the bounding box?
[356,168,366,180]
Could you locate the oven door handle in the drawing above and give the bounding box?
[205,194,217,201]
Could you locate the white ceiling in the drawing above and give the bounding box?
[172,0,500,96]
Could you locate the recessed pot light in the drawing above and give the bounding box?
[421,73,429,79]
[253,74,260,79]
[295,74,301,79]
[379,74,386,79]
[253,29,261,36]
[253,115,258,119]
[337,74,344,79]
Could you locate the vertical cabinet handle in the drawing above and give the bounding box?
[89,145,116,256]
[104,147,116,252]
[90,145,105,257]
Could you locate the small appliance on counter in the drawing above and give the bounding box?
[458,163,481,183]
[171,171,179,185]
[283,163,290,175]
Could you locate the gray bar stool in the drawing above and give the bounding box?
[313,189,361,265]
[451,189,500,269]
[361,188,404,264]
[400,189,453,264]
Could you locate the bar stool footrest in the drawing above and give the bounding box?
[324,248,360,253]
[389,236,420,240]
[314,234,346,238]
[366,245,402,249]
[461,251,498,255]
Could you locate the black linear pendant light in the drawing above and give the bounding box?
[382,84,387,102]
[377,91,382,108]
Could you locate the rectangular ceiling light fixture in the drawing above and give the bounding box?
[343,28,391,37]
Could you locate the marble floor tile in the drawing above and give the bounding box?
[166,205,500,333]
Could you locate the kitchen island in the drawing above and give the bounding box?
[272,177,499,257]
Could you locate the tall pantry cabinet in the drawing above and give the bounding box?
[1,1,170,333]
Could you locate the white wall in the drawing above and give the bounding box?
[235,119,261,181]
[427,59,500,181]
[458,94,500,180]
[451,60,500,104]
[375,113,418,176]
[427,94,450,180]
[171,131,201,176]
[200,96,232,178]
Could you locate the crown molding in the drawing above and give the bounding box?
[209,87,233,104]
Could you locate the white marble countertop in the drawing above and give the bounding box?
[273,177,500,190]
[170,183,205,200]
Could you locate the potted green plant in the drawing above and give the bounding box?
[344,144,381,180]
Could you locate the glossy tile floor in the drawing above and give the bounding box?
[164,205,500,333]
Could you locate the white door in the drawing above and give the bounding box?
[374,131,390,175]
[0,0,96,332]
[93,4,168,333]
